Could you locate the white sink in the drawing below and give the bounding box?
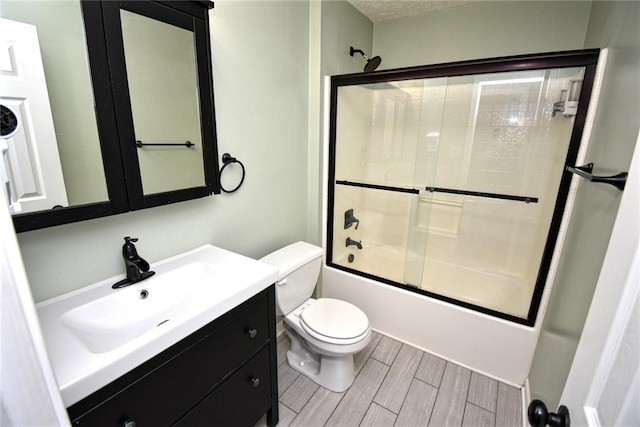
[36,245,278,407]
[60,262,215,353]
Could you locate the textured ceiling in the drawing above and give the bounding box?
[347,0,482,23]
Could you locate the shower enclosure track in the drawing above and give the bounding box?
[336,180,538,203]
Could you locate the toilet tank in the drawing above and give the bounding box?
[260,241,323,316]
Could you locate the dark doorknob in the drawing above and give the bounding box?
[528,399,570,427]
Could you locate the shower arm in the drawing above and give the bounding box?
[350,47,369,60]
[349,46,381,72]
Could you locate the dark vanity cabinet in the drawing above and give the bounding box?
[67,287,279,426]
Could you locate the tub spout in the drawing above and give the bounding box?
[346,238,362,250]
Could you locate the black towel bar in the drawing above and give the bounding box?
[565,163,627,191]
[136,140,194,148]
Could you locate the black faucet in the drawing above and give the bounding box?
[112,237,155,289]
[346,237,363,250]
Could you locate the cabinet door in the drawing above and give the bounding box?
[174,347,272,427]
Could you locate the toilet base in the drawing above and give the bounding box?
[285,328,356,392]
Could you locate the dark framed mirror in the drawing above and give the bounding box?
[5,0,219,232]
[103,0,219,210]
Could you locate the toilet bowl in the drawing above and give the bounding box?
[260,241,371,392]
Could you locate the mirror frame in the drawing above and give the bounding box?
[12,0,218,233]
[104,0,219,210]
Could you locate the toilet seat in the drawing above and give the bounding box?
[300,298,370,345]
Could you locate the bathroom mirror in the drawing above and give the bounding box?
[104,0,219,211]
[4,0,219,232]
[1,1,110,214]
[120,9,206,195]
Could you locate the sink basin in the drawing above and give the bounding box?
[60,262,213,353]
[36,244,278,407]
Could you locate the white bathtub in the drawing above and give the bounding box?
[422,258,530,317]
[322,257,538,386]
[336,245,531,319]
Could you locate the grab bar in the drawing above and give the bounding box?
[565,163,627,191]
[136,140,195,148]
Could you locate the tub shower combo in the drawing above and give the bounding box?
[326,51,605,327]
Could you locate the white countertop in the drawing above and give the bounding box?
[36,245,278,407]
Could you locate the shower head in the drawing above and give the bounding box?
[350,46,382,72]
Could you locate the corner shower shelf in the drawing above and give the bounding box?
[565,163,627,191]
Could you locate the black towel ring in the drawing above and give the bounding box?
[219,153,245,193]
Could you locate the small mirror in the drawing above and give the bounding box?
[106,0,218,211]
[1,0,108,215]
[120,9,206,195]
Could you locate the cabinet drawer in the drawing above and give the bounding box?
[71,296,269,426]
[174,346,272,427]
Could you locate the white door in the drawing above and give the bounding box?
[0,149,70,424]
[558,130,640,426]
[0,18,68,214]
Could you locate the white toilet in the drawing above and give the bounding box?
[261,241,372,392]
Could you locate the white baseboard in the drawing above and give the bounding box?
[522,377,531,427]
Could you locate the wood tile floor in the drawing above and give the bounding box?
[258,331,523,427]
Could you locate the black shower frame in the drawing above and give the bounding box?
[326,49,600,327]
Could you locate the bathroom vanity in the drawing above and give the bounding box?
[36,245,279,426]
[67,288,277,426]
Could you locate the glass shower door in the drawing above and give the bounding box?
[403,78,447,287]
[418,70,557,318]
[330,79,446,287]
[327,50,599,325]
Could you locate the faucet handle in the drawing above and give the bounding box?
[122,236,140,260]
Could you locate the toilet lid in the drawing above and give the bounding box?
[300,298,369,344]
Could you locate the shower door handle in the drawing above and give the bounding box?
[527,399,570,427]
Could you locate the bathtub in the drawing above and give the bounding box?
[421,258,531,317]
[336,245,532,319]
[322,257,538,386]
